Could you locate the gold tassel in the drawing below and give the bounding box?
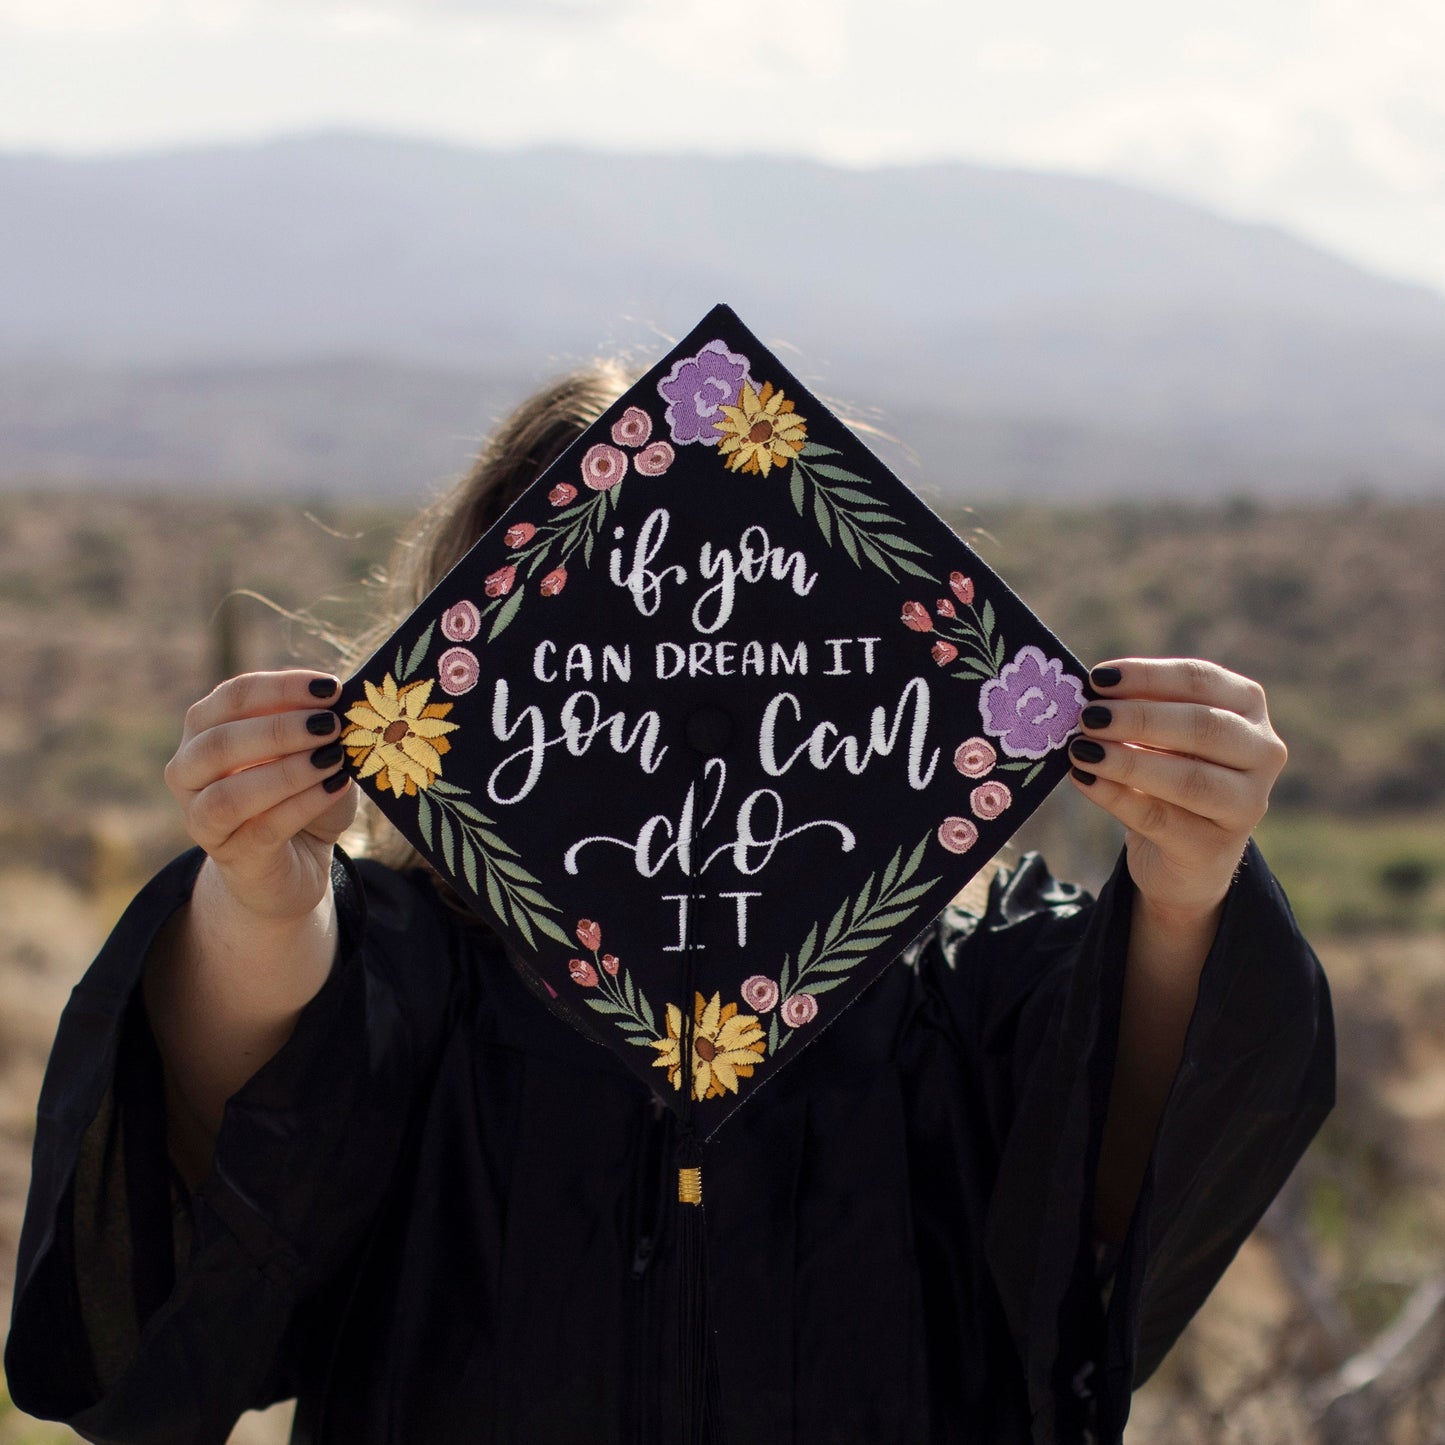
[677,1165,703,1205]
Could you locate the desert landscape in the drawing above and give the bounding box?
[1,490,1442,1442]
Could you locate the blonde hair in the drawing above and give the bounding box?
[339,361,633,876]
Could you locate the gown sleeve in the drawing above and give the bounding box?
[925,837,1335,1443]
[4,844,461,1445]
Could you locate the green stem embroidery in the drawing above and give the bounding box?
[773,831,941,1053]
[415,783,570,949]
[480,488,619,641]
[577,944,659,1044]
[786,442,933,582]
[938,596,1006,680]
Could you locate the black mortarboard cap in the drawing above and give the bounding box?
[337,304,1089,1144]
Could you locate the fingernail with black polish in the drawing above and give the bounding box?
[1070,766,1096,786]
[311,742,343,769]
[323,772,350,793]
[1081,704,1112,730]
[309,676,340,698]
[1090,666,1122,688]
[1070,737,1106,764]
[307,710,339,736]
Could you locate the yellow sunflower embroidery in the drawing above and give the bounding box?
[341,674,459,798]
[651,991,767,1101]
[713,381,807,477]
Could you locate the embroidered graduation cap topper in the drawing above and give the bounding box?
[337,304,1089,1140]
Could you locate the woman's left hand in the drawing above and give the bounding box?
[1068,658,1288,924]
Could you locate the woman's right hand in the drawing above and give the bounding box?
[163,670,357,923]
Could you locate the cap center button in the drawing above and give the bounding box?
[685,706,733,756]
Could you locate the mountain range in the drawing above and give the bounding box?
[2,132,1443,497]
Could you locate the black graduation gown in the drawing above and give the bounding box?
[5,839,1333,1445]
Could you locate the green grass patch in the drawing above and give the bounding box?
[1254,810,1445,935]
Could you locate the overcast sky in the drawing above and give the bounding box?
[4,0,1444,298]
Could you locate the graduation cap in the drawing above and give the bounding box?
[336,303,1088,1157]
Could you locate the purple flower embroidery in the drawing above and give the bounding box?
[657,339,751,445]
[979,645,1085,760]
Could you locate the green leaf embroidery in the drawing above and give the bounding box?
[796,923,819,972]
[484,868,505,920]
[880,845,902,895]
[809,464,870,484]
[799,440,841,458]
[416,793,434,848]
[403,620,436,680]
[493,855,542,884]
[900,835,929,885]
[813,492,833,544]
[487,584,526,641]
[535,915,572,946]
[981,600,996,638]
[461,839,479,896]
[895,556,932,580]
[790,466,805,517]
[876,534,929,555]
[837,525,860,565]
[512,908,537,950]
[440,813,456,872]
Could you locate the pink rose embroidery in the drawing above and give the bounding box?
[504,522,536,548]
[539,567,567,598]
[437,645,480,696]
[581,443,628,491]
[953,737,997,778]
[741,975,779,1013]
[937,817,979,855]
[484,565,516,598]
[936,598,956,618]
[901,601,932,633]
[611,406,653,448]
[634,440,676,476]
[932,640,958,666]
[440,599,481,642]
[970,780,1012,820]
[950,573,975,606]
[576,919,601,950]
[568,958,599,988]
[780,993,818,1028]
[601,953,620,976]
[548,482,578,507]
